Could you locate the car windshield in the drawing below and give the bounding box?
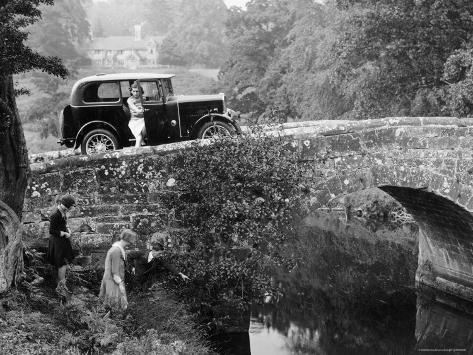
[162,79,173,96]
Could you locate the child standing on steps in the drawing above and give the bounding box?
[47,195,76,298]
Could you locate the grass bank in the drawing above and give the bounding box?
[0,250,213,354]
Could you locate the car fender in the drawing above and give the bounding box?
[191,114,242,137]
[74,121,121,149]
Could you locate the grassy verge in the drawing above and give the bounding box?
[24,122,67,154]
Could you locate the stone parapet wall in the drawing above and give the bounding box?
[24,141,199,257]
[24,117,473,301]
[24,116,473,249]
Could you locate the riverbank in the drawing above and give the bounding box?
[0,250,213,354]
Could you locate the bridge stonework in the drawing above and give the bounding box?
[25,117,473,301]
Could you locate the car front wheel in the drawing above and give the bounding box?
[197,121,235,139]
[81,129,120,154]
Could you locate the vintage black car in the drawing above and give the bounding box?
[59,73,241,154]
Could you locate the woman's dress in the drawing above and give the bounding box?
[99,243,128,310]
[47,208,73,267]
[127,96,145,138]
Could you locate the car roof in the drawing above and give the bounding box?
[70,73,176,103]
[75,72,175,84]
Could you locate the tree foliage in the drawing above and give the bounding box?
[27,0,90,66]
[220,0,473,120]
[0,0,68,78]
[21,0,90,137]
[442,48,473,117]
[330,0,473,119]
[0,0,68,292]
[220,0,309,119]
[87,0,174,37]
[158,0,229,68]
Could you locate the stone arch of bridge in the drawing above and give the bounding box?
[315,161,473,301]
[378,185,473,301]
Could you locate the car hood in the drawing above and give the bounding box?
[169,94,224,103]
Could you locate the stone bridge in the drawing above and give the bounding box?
[24,116,473,302]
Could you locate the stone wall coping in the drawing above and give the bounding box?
[260,117,470,135]
[29,139,211,173]
[29,116,470,171]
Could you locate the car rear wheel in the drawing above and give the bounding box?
[81,129,120,154]
[197,121,235,139]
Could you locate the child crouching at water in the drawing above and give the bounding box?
[128,238,189,291]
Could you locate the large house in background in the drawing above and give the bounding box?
[87,25,164,68]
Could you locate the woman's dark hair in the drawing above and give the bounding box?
[60,195,76,208]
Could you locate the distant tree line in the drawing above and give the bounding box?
[219,0,473,121]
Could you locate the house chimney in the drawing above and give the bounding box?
[134,24,142,41]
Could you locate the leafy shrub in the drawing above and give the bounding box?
[159,134,308,326]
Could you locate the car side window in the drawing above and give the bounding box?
[83,82,120,103]
[97,82,120,102]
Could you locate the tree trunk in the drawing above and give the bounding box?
[0,74,29,218]
[0,74,28,292]
[0,200,23,292]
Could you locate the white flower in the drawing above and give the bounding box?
[255,197,265,204]
[166,178,176,187]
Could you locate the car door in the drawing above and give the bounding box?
[138,80,178,145]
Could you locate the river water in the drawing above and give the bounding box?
[213,219,473,354]
[218,290,473,354]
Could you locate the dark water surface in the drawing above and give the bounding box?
[217,291,473,354]
[213,225,473,354]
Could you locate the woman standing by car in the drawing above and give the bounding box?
[47,195,76,297]
[127,81,146,147]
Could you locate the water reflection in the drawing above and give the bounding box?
[415,292,473,354]
[218,292,473,355]
[249,309,321,354]
[216,213,473,354]
[245,294,417,355]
